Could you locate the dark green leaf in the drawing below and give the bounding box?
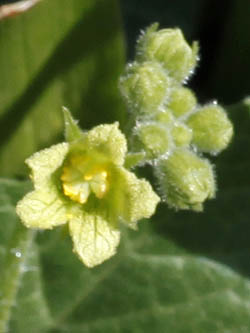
[1,172,250,332]
[0,0,125,176]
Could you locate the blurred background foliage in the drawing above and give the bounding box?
[0,0,250,332]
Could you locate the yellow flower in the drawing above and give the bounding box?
[16,110,160,267]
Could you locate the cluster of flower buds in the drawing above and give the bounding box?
[120,23,233,211]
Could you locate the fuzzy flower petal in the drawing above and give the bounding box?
[109,166,160,229]
[27,143,69,188]
[16,189,68,229]
[71,122,127,167]
[69,210,120,267]
[16,143,70,229]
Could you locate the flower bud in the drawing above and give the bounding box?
[168,87,197,118]
[136,24,199,82]
[119,61,170,116]
[171,123,193,148]
[154,108,175,125]
[187,104,233,154]
[156,149,215,211]
[134,122,172,159]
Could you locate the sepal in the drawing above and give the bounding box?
[124,152,147,169]
[63,107,83,143]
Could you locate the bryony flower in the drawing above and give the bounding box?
[16,109,160,267]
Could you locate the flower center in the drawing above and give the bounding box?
[61,154,109,204]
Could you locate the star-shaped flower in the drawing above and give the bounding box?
[16,109,160,267]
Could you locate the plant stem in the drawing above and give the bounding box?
[0,223,35,332]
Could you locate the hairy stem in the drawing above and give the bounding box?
[0,223,35,332]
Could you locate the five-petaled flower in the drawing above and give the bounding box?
[16,110,160,267]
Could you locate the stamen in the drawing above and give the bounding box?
[61,155,109,204]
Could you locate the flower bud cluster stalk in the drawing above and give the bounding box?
[120,23,233,211]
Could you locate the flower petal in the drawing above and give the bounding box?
[109,167,160,229]
[69,211,120,268]
[85,123,127,166]
[26,143,69,189]
[16,188,68,229]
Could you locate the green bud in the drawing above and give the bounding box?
[134,122,172,159]
[136,24,199,82]
[154,108,175,125]
[187,104,233,154]
[156,149,215,211]
[171,123,193,148]
[168,87,197,118]
[119,61,170,116]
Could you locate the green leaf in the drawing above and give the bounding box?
[0,0,125,176]
[2,174,250,332]
[0,179,51,333]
